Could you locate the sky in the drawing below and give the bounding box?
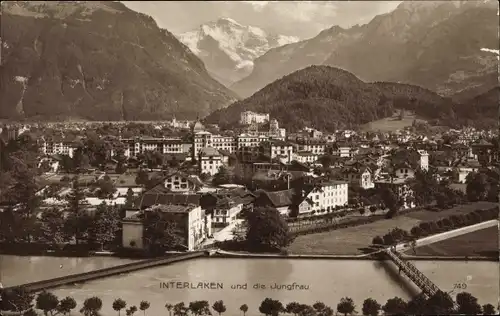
[122,1,402,39]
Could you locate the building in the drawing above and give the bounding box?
[296,180,349,216]
[293,138,326,155]
[164,171,204,192]
[198,147,224,176]
[259,139,294,164]
[122,204,212,251]
[121,137,183,158]
[253,189,295,216]
[342,166,374,189]
[40,138,80,158]
[375,178,415,209]
[240,111,270,125]
[294,152,320,164]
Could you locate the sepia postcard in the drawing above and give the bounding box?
[0,1,499,315]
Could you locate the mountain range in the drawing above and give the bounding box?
[205,65,497,132]
[178,18,299,87]
[0,1,238,121]
[231,0,499,99]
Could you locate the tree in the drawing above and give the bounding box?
[212,300,226,315]
[259,298,284,316]
[312,302,332,316]
[246,207,294,252]
[466,172,489,202]
[88,202,120,250]
[96,175,116,199]
[113,299,127,316]
[80,297,102,316]
[456,292,482,315]
[165,303,174,316]
[317,306,333,316]
[297,305,317,316]
[0,286,35,313]
[482,304,495,315]
[212,166,233,186]
[188,301,212,316]
[336,297,355,316]
[369,205,377,214]
[173,302,189,316]
[139,301,150,316]
[382,297,407,316]
[361,298,380,316]
[143,209,184,254]
[124,188,135,208]
[64,178,92,245]
[57,296,77,315]
[405,293,427,315]
[426,291,454,315]
[135,169,149,186]
[35,291,59,316]
[37,208,67,246]
[285,302,302,316]
[126,306,138,316]
[239,304,248,316]
[372,236,383,245]
[380,188,401,217]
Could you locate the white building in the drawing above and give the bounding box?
[198,147,224,176]
[122,204,212,251]
[163,171,204,192]
[41,139,79,158]
[240,111,270,125]
[122,137,183,158]
[297,181,349,216]
[260,139,294,164]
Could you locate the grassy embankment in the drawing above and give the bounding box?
[289,201,497,255]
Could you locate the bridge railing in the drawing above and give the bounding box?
[384,249,440,297]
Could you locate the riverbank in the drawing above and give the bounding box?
[409,225,499,257]
[288,202,497,255]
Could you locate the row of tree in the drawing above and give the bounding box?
[372,207,498,246]
[0,178,123,250]
[1,288,497,316]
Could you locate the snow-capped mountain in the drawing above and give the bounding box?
[178,17,299,86]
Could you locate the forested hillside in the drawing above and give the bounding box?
[205,66,496,132]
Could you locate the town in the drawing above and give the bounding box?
[1,111,497,254]
[1,110,498,316]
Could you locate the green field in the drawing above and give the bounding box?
[359,111,427,132]
[410,226,499,257]
[288,202,497,255]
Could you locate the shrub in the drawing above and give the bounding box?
[372,236,384,245]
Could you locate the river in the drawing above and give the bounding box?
[1,255,498,316]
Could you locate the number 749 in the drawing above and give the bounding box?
[454,283,467,289]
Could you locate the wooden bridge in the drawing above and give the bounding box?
[384,249,459,309]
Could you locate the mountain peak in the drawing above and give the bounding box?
[178,19,299,86]
[216,17,242,26]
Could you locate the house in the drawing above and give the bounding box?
[391,148,429,171]
[253,189,295,216]
[163,171,204,192]
[375,178,415,209]
[259,139,294,164]
[122,204,212,251]
[198,147,224,176]
[342,166,374,189]
[394,161,416,179]
[296,180,349,216]
[293,151,319,164]
[200,188,255,227]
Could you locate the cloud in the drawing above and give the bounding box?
[122,1,401,39]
